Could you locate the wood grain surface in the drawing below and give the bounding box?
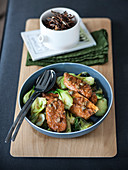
[10,18,117,157]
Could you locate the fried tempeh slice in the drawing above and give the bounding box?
[69,91,99,120]
[64,72,92,99]
[90,92,98,104]
[46,98,67,132]
[42,92,59,100]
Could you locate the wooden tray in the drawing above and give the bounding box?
[10,18,117,157]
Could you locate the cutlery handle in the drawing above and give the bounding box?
[11,92,40,142]
[5,91,40,143]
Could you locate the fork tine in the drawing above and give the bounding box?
[36,70,47,85]
[38,70,50,85]
[35,70,51,90]
[43,72,52,91]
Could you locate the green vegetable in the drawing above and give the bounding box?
[36,113,45,126]
[42,120,49,130]
[56,76,67,89]
[73,117,93,131]
[74,117,81,131]
[31,97,47,115]
[69,73,76,77]
[95,98,108,116]
[91,83,97,92]
[67,112,75,125]
[77,72,90,77]
[47,128,52,131]
[80,119,93,130]
[23,86,35,104]
[47,90,58,94]
[96,93,103,99]
[68,72,94,85]
[66,116,71,132]
[95,88,103,94]
[77,76,94,85]
[30,113,38,124]
[66,112,75,133]
[56,89,73,110]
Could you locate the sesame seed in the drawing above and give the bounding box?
[80,83,84,86]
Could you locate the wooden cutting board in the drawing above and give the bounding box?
[10,18,117,157]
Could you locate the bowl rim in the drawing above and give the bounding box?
[18,63,113,135]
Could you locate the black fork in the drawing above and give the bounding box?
[5,70,56,143]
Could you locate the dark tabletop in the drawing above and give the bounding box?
[0,0,128,169]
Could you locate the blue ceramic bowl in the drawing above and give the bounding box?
[19,63,113,138]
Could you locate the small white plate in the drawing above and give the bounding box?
[21,20,96,61]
